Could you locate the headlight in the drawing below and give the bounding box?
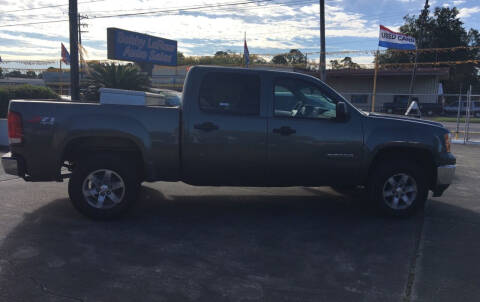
[444,133,451,153]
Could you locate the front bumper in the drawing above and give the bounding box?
[437,164,456,185]
[1,152,24,177]
[432,164,456,197]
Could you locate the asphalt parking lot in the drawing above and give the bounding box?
[0,144,479,302]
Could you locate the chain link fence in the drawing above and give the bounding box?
[340,91,480,144]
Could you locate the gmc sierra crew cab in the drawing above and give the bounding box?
[2,66,456,219]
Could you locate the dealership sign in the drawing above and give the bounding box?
[378,25,416,50]
[107,28,177,66]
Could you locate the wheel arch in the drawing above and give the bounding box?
[367,145,437,189]
[61,136,145,180]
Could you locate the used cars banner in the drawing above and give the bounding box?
[378,25,416,50]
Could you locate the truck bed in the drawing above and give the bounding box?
[8,100,181,181]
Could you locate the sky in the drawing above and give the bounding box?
[0,0,479,67]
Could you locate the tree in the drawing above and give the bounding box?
[272,54,288,64]
[286,49,307,64]
[82,63,150,102]
[214,51,229,57]
[6,70,23,78]
[271,49,307,65]
[340,57,361,69]
[330,59,342,70]
[177,51,185,65]
[26,71,37,78]
[0,68,3,79]
[330,57,361,69]
[377,6,480,92]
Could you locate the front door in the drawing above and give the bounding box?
[267,77,364,186]
[182,71,268,186]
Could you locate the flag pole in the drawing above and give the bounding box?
[244,31,247,68]
[407,48,418,108]
[59,59,63,96]
[371,48,379,113]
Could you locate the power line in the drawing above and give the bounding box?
[0,0,106,14]
[0,0,279,28]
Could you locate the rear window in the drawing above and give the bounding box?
[198,72,260,115]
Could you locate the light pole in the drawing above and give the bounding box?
[319,0,326,81]
[69,0,80,100]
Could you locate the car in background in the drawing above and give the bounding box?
[383,95,443,116]
[444,101,480,117]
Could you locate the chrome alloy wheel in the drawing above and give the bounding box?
[82,169,125,209]
[382,173,418,210]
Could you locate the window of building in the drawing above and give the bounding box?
[198,72,260,115]
[274,78,336,119]
[350,94,368,103]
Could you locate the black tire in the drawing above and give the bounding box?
[68,154,140,220]
[369,159,428,217]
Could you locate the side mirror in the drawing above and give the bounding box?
[336,101,349,121]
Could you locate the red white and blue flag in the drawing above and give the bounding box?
[61,43,70,64]
[379,25,416,50]
[244,38,250,67]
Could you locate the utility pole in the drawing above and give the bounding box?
[69,0,80,100]
[78,14,88,79]
[319,0,326,81]
[407,0,429,107]
[78,14,88,45]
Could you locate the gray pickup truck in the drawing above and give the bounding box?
[2,66,456,219]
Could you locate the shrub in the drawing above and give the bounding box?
[0,85,57,118]
[82,63,151,102]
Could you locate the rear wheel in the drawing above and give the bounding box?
[369,159,428,216]
[68,155,140,219]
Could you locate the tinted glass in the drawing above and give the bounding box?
[274,78,336,119]
[199,72,260,115]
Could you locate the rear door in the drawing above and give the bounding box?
[182,70,268,185]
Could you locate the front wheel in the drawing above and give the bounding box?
[369,160,428,217]
[68,155,140,220]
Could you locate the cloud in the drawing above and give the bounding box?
[458,6,480,18]
[0,0,381,60]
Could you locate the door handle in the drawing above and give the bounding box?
[273,126,296,136]
[194,122,219,132]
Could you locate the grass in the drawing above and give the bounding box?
[427,117,480,123]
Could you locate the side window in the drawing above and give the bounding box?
[274,78,337,119]
[199,72,260,115]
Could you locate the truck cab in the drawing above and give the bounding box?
[181,67,364,187]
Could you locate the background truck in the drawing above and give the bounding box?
[383,95,443,116]
[2,66,455,219]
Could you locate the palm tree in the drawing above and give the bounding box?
[82,63,150,102]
